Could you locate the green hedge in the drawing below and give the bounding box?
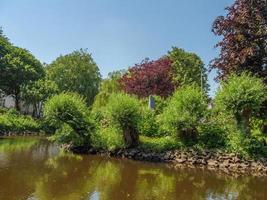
[0,111,39,134]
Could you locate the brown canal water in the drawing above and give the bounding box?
[0,136,266,200]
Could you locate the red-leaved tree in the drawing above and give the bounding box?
[210,0,267,82]
[119,57,174,98]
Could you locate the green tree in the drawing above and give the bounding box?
[0,31,44,111]
[106,93,141,147]
[44,92,95,148]
[160,85,207,144]
[47,49,101,106]
[210,0,267,82]
[92,70,124,111]
[0,28,11,60]
[21,79,59,117]
[168,47,209,93]
[215,73,266,135]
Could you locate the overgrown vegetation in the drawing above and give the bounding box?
[44,93,95,149]
[105,93,141,147]
[160,86,207,145]
[215,73,267,135]
[0,0,267,160]
[0,108,39,134]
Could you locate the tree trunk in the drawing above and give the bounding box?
[237,107,252,135]
[32,103,37,118]
[123,128,139,147]
[14,95,20,111]
[179,127,197,144]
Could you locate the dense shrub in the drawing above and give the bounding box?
[44,92,95,147]
[215,73,266,134]
[0,108,20,115]
[138,108,160,137]
[91,127,125,151]
[37,118,57,135]
[227,130,267,158]
[198,122,227,149]
[160,86,207,144]
[0,112,39,134]
[0,107,8,114]
[49,123,85,147]
[153,95,168,114]
[106,93,141,147]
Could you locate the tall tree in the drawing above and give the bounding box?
[47,49,101,106]
[168,47,209,93]
[119,47,208,98]
[0,30,44,110]
[92,70,124,111]
[119,57,174,98]
[211,0,267,82]
[0,28,10,59]
[21,79,59,117]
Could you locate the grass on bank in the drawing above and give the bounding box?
[139,136,183,152]
[0,108,39,134]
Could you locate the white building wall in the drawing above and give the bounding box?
[2,95,15,108]
[0,95,34,115]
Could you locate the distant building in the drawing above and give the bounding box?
[0,95,34,115]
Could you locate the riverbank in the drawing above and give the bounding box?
[70,146,267,177]
[2,134,267,176]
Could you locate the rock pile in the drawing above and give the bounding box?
[90,148,267,176]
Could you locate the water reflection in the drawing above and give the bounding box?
[0,137,266,200]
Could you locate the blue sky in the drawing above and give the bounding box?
[0,0,233,96]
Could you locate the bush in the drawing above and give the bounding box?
[0,112,39,134]
[0,107,8,114]
[153,95,167,115]
[0,107,20,116]
[160,86,207,144]
[198,122,227,149]
[37,118,57,134]
[215,73,267,134]
[139,136,182,152]
[92,127,125,151]
[49,123,85,147]
[44,92,95,147]
[138,108,160,137]
[106,93,141,147]
[227,130,267,158]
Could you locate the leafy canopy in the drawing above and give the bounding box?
[92,70,124,111]
[210,0,267,82]
[0,30,44,110]
[168,47,209,92]
[47,49,101,106]
[215,73,266,134]
[215,73,266,115]
[21,79,59,117]
[22,79,59,105]
[119,47,209,98]
[119,57,174,98]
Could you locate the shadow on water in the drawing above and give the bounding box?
[0,136,266,200]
